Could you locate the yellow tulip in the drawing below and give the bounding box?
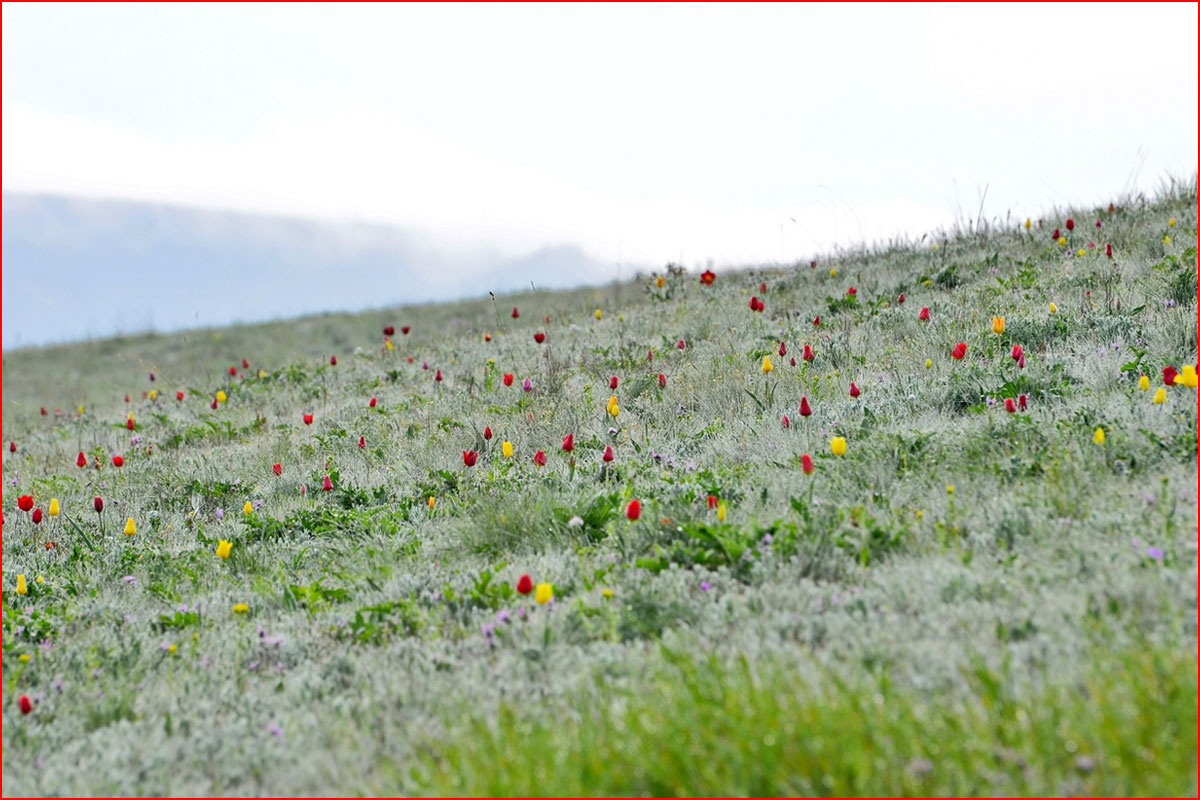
[925,358,932,369]
[35,575,44,584]
[216,540,232,559]
[1163,235,1171,245]
[601,588,614,599]
[991,316,1005,335]
[761,356,773,374]
[717,503,727,522]
[148,389,158,400]
[1092,428,1105,445]
[594,309,603,320]
[1178,365,1198,388]
[656,275,665,288]
[48,498,60,517]
[1058,236,1067,246]
[232,603,249,613]
[946,485,955,495]
[1024,217,1031,229]
[830,268,838,277]
[258,369,268,377]
[1168,217,1176,227]
[501,441,514,458]
[535,582,554,604]
[1049,302,1058,314]
[1138,375,1150,391]
[123,517,137,536]
[1076,248,1087,257]
[1153,387,1167,405]
[16,574,28,595]
[427,496,436,509]
[830,436,847,456]
[243,501,253,515]
[216,390,227,403]
[77,405,85,415]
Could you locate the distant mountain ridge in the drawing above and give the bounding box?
[2,193,617,348]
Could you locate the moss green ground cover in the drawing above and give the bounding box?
[2,183,1196,795]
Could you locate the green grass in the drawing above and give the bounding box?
[2,177,1196,796]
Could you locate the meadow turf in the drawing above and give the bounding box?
[2,181,1197,796]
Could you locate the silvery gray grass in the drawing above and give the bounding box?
[2,178,1196,796]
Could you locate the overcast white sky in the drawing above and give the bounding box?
[3,2,1197,267]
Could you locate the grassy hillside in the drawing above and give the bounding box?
[2,181,1197,796]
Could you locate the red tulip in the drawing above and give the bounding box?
[148,372,156,382]
[1010,344,1023,362]
[322,475,333,491]
[952,342,968,360]
[8,442,15,453]
[801,453,815,475]
[503,373,514,387]
[561,433,574,452]
[126,417,135,431]
[918,306,930,321]
[790,357,796,366]
[77,452,87,468]
[847,286,857,296]
[484,426,493,440]
[1018,394,1028,411]
[463,450,478,467]
[1065,218,1075,231]
[533,450,547,467]
[1163,366,1178,385]
[1051,228,1060,240]
[18,695,32,715]
[778,342,787,356]
[435,370,443,382]
[849,382,861,398]
[516,574,534,594]
[112,455,124,468]
[626,499,642,520]
[799,397,812,417]
[676,339,686,349]
[18,495,34,512]
[125,394,131,403]
[32,508,43,524]
[657,373,667,389]
[1105,243,1113,258]
[781,414,790,429]
[1004,397,1016,413]
[1095,219,1102,229]
[700,270,716,285]
[1018,353,1026,369]
[272,463,283,476]
[383,325,395,336]
[229,365,237,376]
[812,315,820,326]
[511,307,520,319]
[647,349,655,362]
[897,293,905,304]
[802,345,814,362]
[329,355,338,366]
[602,445,615,462]
[368,396,377,408]
[176,390,185,401]
[534,332,546,344]
[707,495,718,510]
[400,325,412,336]
[357,436,366,449]
[40,407,47,416]
[93,496,104,513]
[810,260,817,268]
[748,296,761,312]
[303,413,314,425]
[610,376,619,389]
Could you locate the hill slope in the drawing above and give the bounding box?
[2,183,1197,796]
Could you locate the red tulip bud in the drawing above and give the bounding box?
[778,342,787,356]
[918,306,930,321]
[330,355,338,366]
[211,397,219,409]
[781,414,790,428]
[1065,218,1074,231]
[602,445,615,462]
[812,316,820,326]
[124,394,131,403]
[647,349,655,362]
[516,574,533,594]
[801,453,815,475]
[1105,243,1113,258]
[357,436,366,449]
[32,508,43,524]
[126,417,135,431]
[534,332,546,344]
[93,496,104,513]
[626,499,642,520]
[401,326,410,335]
[707,495,719,510]
[229,365,237,376]
[1018,394,1028,411]
[1051,228,1060,240]
[77,452,87,468]
[760,282,767,293]
[657,373,667,389]
[368,396,377,408]
[533,450,547,467]
[18,695,32,715]
[435,370,443,382]
[8,442,15,453]
[383,326,395,336]
[810,260,817,268]
[1018,353,1026,369]
[1011,344,1024,361]
[952,342,968,360]
[484,426,493,440]
[676,339,686,349]
[561,433,574,452]
[176,390,185,401]
[789,357,796,366]
[511,307,520,318]
[847,286,857,296]
[1095,219,1102,229]
[322,475,333,491]
[40,407,47,416]
[799,397,812,417]
[1004,397,1016,413]
[303,413,314,425]
[272,463,282,476]
[610,376,619,389]
[463,450,478,467]
[802,345,815,362]
[897,293,905,303]
[503,373,514,387]
[112,455,124,467]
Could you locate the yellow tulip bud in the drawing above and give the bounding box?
[1024,217,1031,229]
[216,391,227,403]
[830,436,847,456]
[1138,375,1150,391]
[946,485,955,495]
[1153,387,1167,405]
[594,309,603,320]
[1092,428,1105,445]
[16,574,28,595]
[717,503,727,522]
[829,267,838,277]
[501,441,514,458]
[1168,217,1176,227]
[243,501,253,515]
[232,603,250,613]
[535,582,554,604]
[761,356,773,374]
[925,358,933,369]
[1048,302,1058,314]
[1163,234,1172,245]
[123,517,137,536]
[991,316,1005,335]
[656,276,665,288]
[148,389,158,400]
[216,540,233,559]
[427,496,436,509]
[1058,236,1066,246]
[48,498,60,517]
